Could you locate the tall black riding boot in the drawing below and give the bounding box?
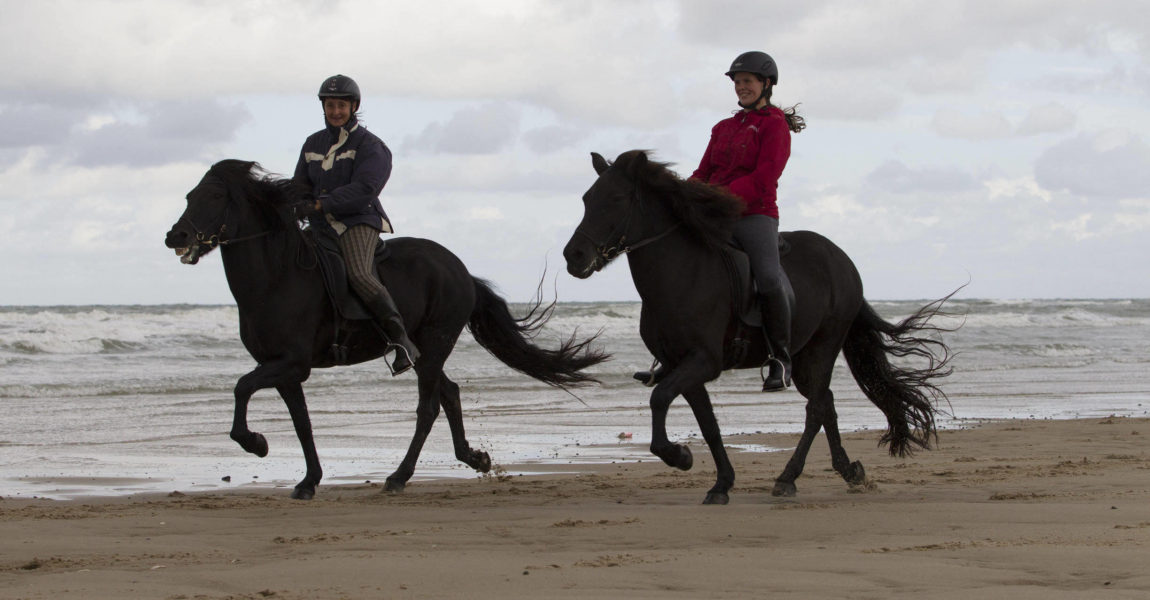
[364,288,420,375]
[760,292,793,392]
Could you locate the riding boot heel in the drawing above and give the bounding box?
[759,291,793,393]
[365,288,421,376]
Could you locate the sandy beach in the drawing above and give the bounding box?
[2,417,1148,599]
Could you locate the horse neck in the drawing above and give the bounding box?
[220,225,307,309]
[625,223,725,306]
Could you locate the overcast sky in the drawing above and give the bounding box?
[2,0,1148,305]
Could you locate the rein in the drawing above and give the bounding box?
[178,211,272,249]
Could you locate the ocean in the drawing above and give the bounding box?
[2,299,1148,499]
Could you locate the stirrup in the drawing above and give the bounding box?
[633,359,662,387]
[387,344,416,376]
[760,357,791,392]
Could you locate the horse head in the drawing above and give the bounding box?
[165,160,273,265]
[563,151,653,279]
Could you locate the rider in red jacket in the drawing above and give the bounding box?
[691,105,791,220]
[694,51,806,392]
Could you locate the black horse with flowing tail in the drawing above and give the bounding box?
[563,150,956,505]
[165,159,609,500]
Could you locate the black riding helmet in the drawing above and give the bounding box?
[317,74,361,108]
[725,51,778,85]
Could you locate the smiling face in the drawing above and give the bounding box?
[731,72,767,109]
[323,97,355,128]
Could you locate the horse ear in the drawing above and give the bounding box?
[591,152,610,175]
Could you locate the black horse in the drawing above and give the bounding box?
[165,159,608,500]
[563,150,955,504]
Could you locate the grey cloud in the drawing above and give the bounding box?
[1015,103,1077,136]
[676,1,828,47]
[0,103,87,148]
[0,97,250,167]
[865,160,979,194]
[66,99,250,167]
[403,103,522,155]
[932,108,1013,140]
[522,125,589,154]
[933,103,1077,140]
[1035,130,1150,199]
[66,99,249,165]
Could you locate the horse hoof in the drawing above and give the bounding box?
[384,478,406,494]
[702,492,729,505]
[676,445,693,471]
[474,451,492,473]
[772,481,797,497]
[235,432,269,455]
[291,485,315,500]
[846,461,866,485]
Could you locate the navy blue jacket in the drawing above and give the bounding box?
[293,114,393,232]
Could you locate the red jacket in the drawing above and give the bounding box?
[690,105,791,219]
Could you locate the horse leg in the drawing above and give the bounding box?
[648,361,713,473]
[772,401,824,497]
[821,393,867,486]
[437,373,492,474]
[229,362,307,459]
[277,382,323,500]
[384,366,440,493]
[771,352,836,498]
[683,384,734,505]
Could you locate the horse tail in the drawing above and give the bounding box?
[467,277,610,388]
[842,291,960,457]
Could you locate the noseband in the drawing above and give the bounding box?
[574,185,680,264]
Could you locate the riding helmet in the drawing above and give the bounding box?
[725,51,778,85]
[317,74,361,106]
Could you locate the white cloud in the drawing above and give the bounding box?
[1049,214,1095,241]
[985,177,1054,204]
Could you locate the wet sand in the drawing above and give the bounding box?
[2,417,1148,599]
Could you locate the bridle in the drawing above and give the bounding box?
[178,211,272,249]
[178,176,272,250]
[573,184,680,265]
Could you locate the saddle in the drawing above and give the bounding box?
[303,227,393,365]
[719,234,791,368]
[309,227,391,322]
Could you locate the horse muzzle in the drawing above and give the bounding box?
[563,240,605,279]
[165,228,204,265]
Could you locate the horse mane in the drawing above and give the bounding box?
[610,150,743,249]
[208,159,311,230]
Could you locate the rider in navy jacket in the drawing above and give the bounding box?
[293,74,418,375]
[293,110,393,233]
